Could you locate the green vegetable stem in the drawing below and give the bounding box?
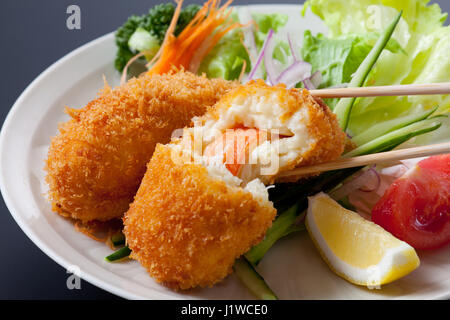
[111,231,126,247]
[334,11,403,131]
[105,246,131,262]
[233,258,278,300]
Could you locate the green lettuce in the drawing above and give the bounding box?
[128,27,160,60]
[301,30,404,108]
[198,12,289,80]
[252,13,289,48]
[198,31,250,80]
[301,32,372,108]
[303,0,450,136]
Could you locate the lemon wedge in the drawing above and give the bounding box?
[306,192,420,288]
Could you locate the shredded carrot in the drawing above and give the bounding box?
[238,59,247,82]
[121,51,147,85]
[146,0,241,75]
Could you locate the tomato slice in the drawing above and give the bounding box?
[204,127,267,177]
[372,154,450,250]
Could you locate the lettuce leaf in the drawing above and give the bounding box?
[301,31,372,108]
[198,31,250,80]
[252,13,289,48]
[301,30,404,108]
[303,0,449,136]
[198,12,289,80]
[128,27,160,60]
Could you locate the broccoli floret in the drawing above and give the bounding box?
[141,4,176,42]
[114,3,200,72]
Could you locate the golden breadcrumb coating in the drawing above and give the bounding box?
[276,88,346,182]
[123,144,276,290]
[45,71,238,222]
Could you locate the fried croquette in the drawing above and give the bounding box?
[124,81,345,290]
[45,71,238,223]
[190,80,346,184]
[124,144,276,290]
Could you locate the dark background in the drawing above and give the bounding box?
[0,0,448,300]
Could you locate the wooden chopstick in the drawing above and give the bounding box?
[279,142,450,177]
[309,83,450,98]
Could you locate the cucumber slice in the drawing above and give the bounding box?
[128,27,160,60]
[344,118,442,157]
[352,106,438,146]
[334,11,402,130]
[246,205,299,265]
[105,246,131,262]
[233,258,278,300]
[282,223,305,237]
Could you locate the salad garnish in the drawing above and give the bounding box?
[115,3,200,72]
[120,0,242,83]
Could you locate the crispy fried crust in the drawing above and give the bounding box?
[45,71,237,222]
[276,90,346,182]
[123,144,276,290]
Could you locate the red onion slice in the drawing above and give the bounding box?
[247,29,274,81]
[310,70,323,88]
[276,60,312,89]
[330,167,380,200]
[358,168,381,192]
[302,70,322,90]
[238,9,259,69]
[303,79,313,90]
[287,32,299,62]
[248,30,318,89]
[263,30,277,85]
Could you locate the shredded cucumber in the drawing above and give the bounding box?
[344,118,442,157]
[282,223,305,237]
[233,258,278,300]
[245,205,299,265]
[105,246,131,262]
[334,11,403,130]
[128,27,160,60]
[351,106,438,147]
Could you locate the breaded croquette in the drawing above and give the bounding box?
[197,80,346,184]
[45,71,238,223]
[124,144,276,290]
[124,81,345,289]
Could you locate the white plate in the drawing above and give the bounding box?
[1,4,450,300]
